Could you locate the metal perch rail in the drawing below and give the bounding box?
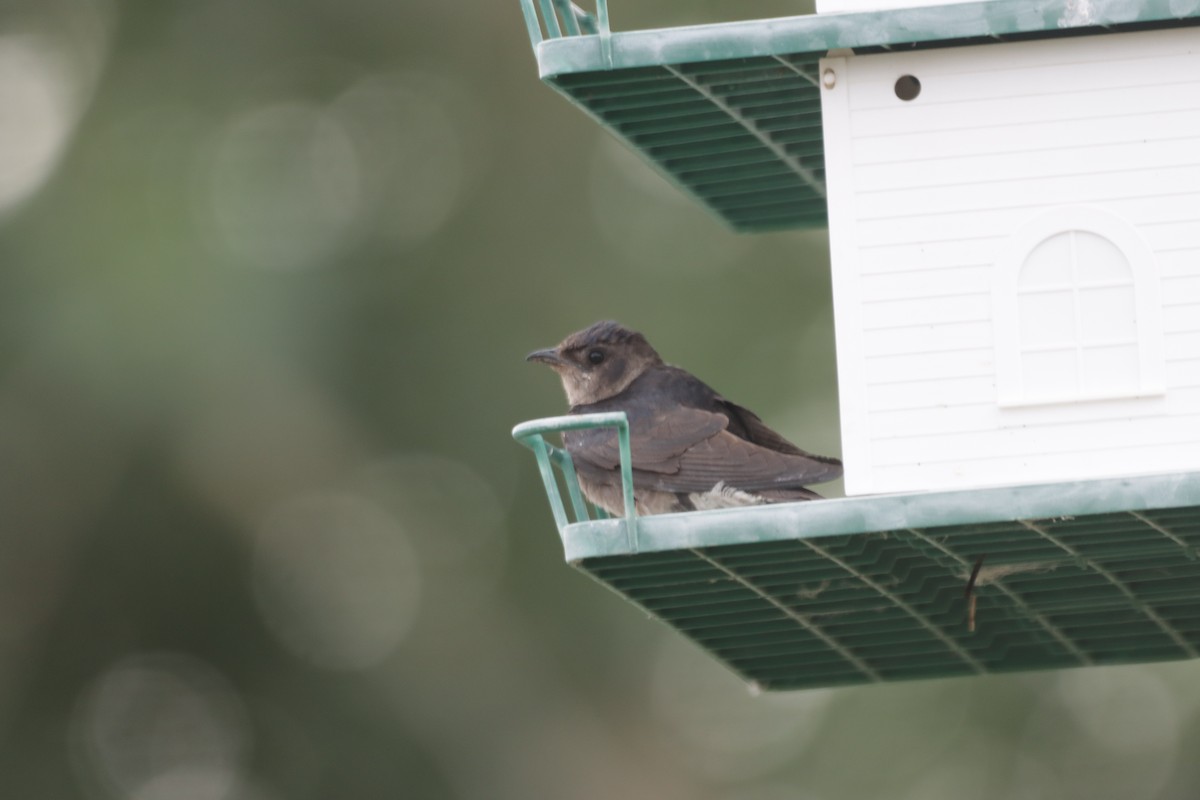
[512,411,638,549]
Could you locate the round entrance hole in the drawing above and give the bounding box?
[895,74,921,101]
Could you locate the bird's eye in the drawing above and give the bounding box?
[587,349,605,365]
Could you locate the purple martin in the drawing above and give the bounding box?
[526,321,842,516]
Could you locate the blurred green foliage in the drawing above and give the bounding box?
[2,1,1200,798]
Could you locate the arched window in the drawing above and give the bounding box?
[995,207,1164,407]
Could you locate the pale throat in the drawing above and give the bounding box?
[560,371,595,406]
[560,362,646,407]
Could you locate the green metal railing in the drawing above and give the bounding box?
[520,0,612,65]
[512,411,638,549]
[520,0,606,44]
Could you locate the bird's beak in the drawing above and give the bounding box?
[526,348,567,368]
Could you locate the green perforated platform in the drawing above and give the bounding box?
[578,506,1200,689]
[521,0,1200,231]
[515,415,1200,690]
[552,58,828,231]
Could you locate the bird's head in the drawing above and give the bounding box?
[526,320,663,407]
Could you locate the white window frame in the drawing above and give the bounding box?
[994,206,1165,408]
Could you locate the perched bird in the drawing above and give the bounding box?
[526,320,842,515]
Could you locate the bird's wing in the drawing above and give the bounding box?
[645,428,844,493]
[563,407,728,473]
[719,399,807,454]
[652,365,839,464]
[720,399,845,469]
[565,407,842,492]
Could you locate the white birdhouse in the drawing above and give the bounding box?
[819,23,1200,495]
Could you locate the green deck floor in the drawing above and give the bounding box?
[573,499,1200,689]
[516,417,1200,689]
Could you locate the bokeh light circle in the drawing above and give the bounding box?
[210,103,361,271]
[331,72,466,248]
[73,653,251,800]
[0,15,115,216]
[355,453,506,568]
[1020,666,1182,799]
[649,634,834,781]
[252,492,420,670]
[1055,665,1180,755]
[0,37,75,213]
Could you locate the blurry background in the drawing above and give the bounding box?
[2,0,1200,798]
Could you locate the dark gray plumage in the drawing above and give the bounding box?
[526,321,842,515]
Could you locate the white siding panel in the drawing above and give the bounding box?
[860,292,992,330]
[855,138,1200,196]
[852,108,1200,165]
[1141,223,1200,253]
[856,208,1033,250]
[871,441,1200,494]
[1107,200,1200,242]
[1166,331,1200,360]
[861,321,994,357]
[1165,304,1200,335]
[1168,358,1200,388]
[848,52,1200,111]
[873,388,1200,443]
[1155,250,1200,278]
[849,81,1200,139]
[855,222,1196,264]
[858,238,1005,274]
[1162,276,1200,307]
[865,347,994,386]
[1168,386,1200,412]
[858,194,1199,249]
[865,375,996,412]
[855,166,1200,226]
[870,393,1194,441]
[872,413,1200,467]
[844,27,1197,86]
[859,265,993,303]
[869,403,1000,439]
